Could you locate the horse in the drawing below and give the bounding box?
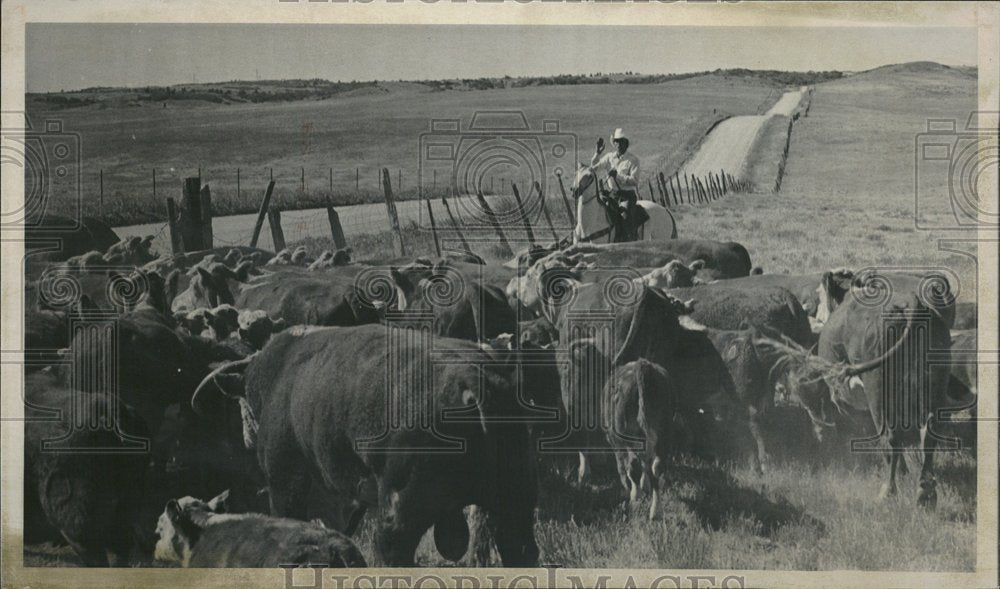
[569,164,677,244]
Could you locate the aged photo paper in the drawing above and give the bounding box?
[2,1,998,588]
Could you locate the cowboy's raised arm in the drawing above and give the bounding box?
[590,149,608,170]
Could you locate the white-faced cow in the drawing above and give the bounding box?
[154,490,367,568]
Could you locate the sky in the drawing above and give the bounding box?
[26,23,978,93]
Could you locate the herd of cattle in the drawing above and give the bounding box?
[22,217,979,568]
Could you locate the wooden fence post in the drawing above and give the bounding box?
[653,172,663,207]
[199,184,214,249]
[511,183,536,247]
[267,209,286,252]
[424,191,442,257]
[477,191,512,254]
[441,192,471,253]
[648,179,657,204]
[182,176,203,251]
[267,210,283,251]
[557,172,575,225]
[684,174,691,204]
[326,206,348,250]
[534,181,559,241]
[250,180,276,248]
[380,168,406,256]
[166,197,183,254]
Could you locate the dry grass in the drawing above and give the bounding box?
[28,74,778,225]
[20,65,981,571]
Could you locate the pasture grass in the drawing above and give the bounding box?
[20,448,977,571]
[20,65,982,571]
[28,74,778,225]
[349,449,974,570]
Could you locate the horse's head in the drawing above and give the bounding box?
[570,164,595,198]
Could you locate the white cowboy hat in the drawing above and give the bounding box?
[611,128,627,141]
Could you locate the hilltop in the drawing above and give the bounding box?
[27,68,846,111]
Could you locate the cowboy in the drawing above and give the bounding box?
[591,128,640,241]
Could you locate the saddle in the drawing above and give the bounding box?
[600,192,648,242]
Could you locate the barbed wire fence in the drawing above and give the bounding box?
[96,160,756,263]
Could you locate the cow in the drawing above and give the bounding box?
[171,262,255,311]
[517,316,560,349]
[102,235,158,267]
[664,282,814,347]
[143,246,274,277]
[952,301,977,330]
[154,490,367,567]
[950,329,977,395]
[542,283,759,482]
[811,270,959,506]
[603,358,677,519]
[307,248,353,271]
[190,324,539,566]
[389,260,517,342]
[67,269,242,436]
[25,215,120,279]
[171,260,387,328]
[533,239,755,281]
[635,259,704,290]
[698,323,775,468]
[508,253,719,322]
[715,268,855,321]
[237,309,287,350]
[24,373,151,566]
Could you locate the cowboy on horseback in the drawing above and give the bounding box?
[590,128,640,242]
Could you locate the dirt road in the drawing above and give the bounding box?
[679,87,807,179]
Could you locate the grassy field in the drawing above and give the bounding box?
[20,63,982,572]
[23,447,975,570]
[27,74,781,225]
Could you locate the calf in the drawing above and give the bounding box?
[25,375,151,566]
[604,359,676,519]
[155,491,366,567]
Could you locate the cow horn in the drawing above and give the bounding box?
[191,356,254,415]
[842,313,914,377]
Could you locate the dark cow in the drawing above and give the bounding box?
[814,270,958,507]
[665,283,814,347]
[952,301,977,330]
[545,285,758,481]
[191,324,539,566]
[699,323,774,467]
[67,269,241,435]
[718,268,855,319]
[25,215,120,278]
[950,329,978,396]
[154,491,367,568]
[604,358,676,519]
[390,261,517,341]
[518,316,560,349]
[24,374,150,566]
[539,239,754,280]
